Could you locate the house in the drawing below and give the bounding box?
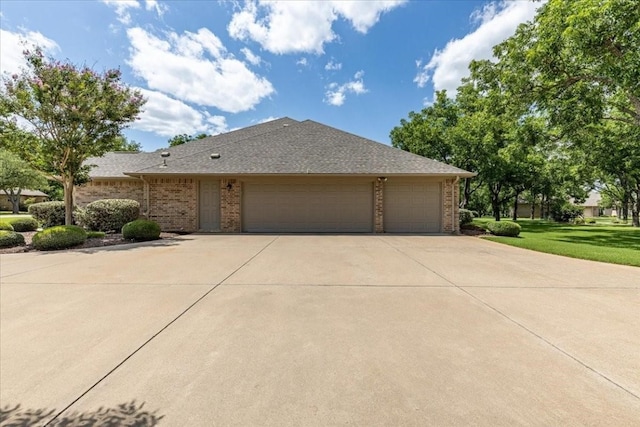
[576,191,612,217]
[76,118,474,233]
[0,189,49,211]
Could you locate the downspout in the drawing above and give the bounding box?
[453,176,460,233]
[141,175,150,218]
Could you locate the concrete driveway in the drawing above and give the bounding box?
[1,235,638,426]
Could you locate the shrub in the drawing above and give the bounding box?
[486,220,521,237]
[586,218,596,224]
[551,203,583,223]
[23,197,38,208]
[87,231,106,239]
[459,209,474,226]
[0,221,14,231]
[122,219,161,242]
[8,217,38,232]
[29,201,66,228]
[32,225,87,251]
[574,217,585,225]
[75,199,140,232]
[0,231,25,248]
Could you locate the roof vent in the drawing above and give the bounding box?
[160,151,170,168]
[210,153,220,159]
[283,123,289,127]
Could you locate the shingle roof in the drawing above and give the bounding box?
[87,118,474,178]
[1,189,49,197]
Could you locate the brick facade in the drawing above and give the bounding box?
[220,178,241,232]
[147,177,197,232]
[74,179,144,207]
[374,180,384,233]
[442,178,460,233]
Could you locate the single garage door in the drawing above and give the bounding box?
[384,181,442,232]
[243,179,373,232]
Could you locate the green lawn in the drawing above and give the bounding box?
[473,218,640,267]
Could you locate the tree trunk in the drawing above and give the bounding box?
[490,184,502,221]
[632,186,640,227]
[540,195,546,219]
[462,178,472,209]
[512,193,520,221]
[63,177,74,225]
[9,189,21,214]
[530,198,536,220]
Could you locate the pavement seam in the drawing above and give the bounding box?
[44,236,280,426]
[379,238,640,402]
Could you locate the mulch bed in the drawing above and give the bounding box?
[0,231,182,254]
[460,224,489,236]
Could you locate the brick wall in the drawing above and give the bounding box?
[74,179,144,207]
[442,178,460,233]
[220,178,241,232]
[374,180,384,233]
[147,177,197,232]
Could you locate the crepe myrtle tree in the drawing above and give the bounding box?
[0,48,145,225]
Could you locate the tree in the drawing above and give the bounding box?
[168,133,208,147]
[113,135,142,152]
[0,149,47,213]
[0,48,145,225]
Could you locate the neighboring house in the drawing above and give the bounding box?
[76,118,474,233]
[512,200,541,219]
[0,189,49,211]
[576,191,612,217]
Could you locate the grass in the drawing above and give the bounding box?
[0,212,32,219]
[473,218,640,267]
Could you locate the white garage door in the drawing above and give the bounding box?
[243,179,373,232]
[384,181,442,232]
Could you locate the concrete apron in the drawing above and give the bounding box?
[1,234,638,426]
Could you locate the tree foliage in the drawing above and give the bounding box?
[0,149,47,213]
[0,48,146,224]
[168,133,208,147]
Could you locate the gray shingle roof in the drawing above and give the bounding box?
[86,118,474,178]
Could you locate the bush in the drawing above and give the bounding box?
[586,218,596,224]
[486,220,521,237]
[459,209,474,226]
[8,217,38,232]
[23,197,38,208]
[551,203,583,223]
[0,231,25,248]
[87,231,106,239]
[122,219,161,242]
[574,217,585,225]
[75,199,140,232]
[29,201,66,228]
[32,225,87,251]
[0,221,14,231]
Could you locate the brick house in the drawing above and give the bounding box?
[76,118,473,233]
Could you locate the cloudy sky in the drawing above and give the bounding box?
[0,0,542,151]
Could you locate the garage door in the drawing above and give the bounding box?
[243,180,373,232]
[384,181,442,232]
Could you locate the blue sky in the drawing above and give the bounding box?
[0,1,542,151]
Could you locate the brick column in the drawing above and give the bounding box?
[220,178,241,232]
[374,179,384,233]
[442,178,460,234]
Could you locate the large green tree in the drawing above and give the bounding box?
[0,48,146,225]
[0,149,47,213]
[168,133,208,147]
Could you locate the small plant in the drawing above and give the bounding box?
[8,217,39,232]
[586,218,596,224]
[0,231,25,248]
[0,221,14,231]
[28,201,66,228]
[551,203,584,223]
[32,225,87,251]
[459,209,474,226]
[75,199,140,232]
[122,219,161,242]
[612,218,620,224]
[574,217,585,225]
[87,231,106,239]
[485,220,521,237]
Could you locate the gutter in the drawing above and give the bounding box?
[140,175,150,218]
[453,176,460,233]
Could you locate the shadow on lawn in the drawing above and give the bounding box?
[555,228,640,250]
[0,400,163,426]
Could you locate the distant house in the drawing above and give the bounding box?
[0,189,49,211]
[575,191,612,217]
[76,118,474,233]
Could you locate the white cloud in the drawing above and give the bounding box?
[228,0,405,54]
[324,70,367,106]
[101,0,140,25]
[145,0,168,16]
[414,0,543,93]
[324,60,342,71]
[132,88,228,136]
[126,27,274,113]
[296,57,308,67]
[0,29,59,76]
[241,47,261,65]
[257,116,279,124]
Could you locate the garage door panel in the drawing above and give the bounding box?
[243,181,373,233]
[385,181,442,233]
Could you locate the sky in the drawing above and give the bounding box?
[0,0,543,152]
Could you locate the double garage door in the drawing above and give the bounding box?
[241,178,442,233]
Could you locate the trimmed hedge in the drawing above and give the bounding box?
[0,231,25,248]
[486,220,521,237]
[29,201,66,228]
[32,225,87,251]
[75,199,140,232]
[459,209,474,226]
[0,221,14,231]
[122,219,161,242]
[8,217,38,232]
[87,231,106,239]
